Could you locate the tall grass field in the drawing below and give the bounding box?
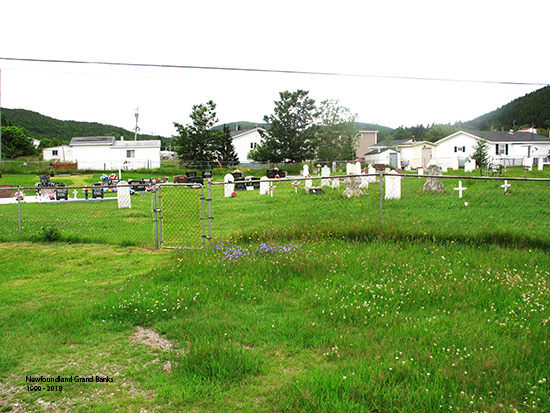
[1,169,549,411]
[1,238,549,411]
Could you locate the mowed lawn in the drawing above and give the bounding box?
[1,239,549,411]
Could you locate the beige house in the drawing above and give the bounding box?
[355,130,378,159]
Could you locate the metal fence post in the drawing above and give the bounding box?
[207,179,212,243]
[379,172,384,233]
[158,185,163,248]
[17,185,22,237]
[200,185,206,247]
[152,185,159,249]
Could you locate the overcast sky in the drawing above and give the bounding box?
[1,0,549,137]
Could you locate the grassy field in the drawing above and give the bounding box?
[1,239,549,411]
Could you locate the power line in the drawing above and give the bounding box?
[0,56,548,87]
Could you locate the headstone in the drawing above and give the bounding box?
[454,181,467,198]
[331,178,340,189]
[450,159,460,170]
[538,158,544,171]
[0,185,14,198]
[500,180,511,193]
[321,166,331,187]
[224,174,235,197]
[343,177,362,198]
[73,189,79,199]
[464,159,476,173]
[346,163,354,175]
[304,177,313,191]
[332,161,337,173]
[117,181,132,208]
[259,176,270,195]
[417,167,424,176]
[423,165,445,194]
[367,164,377,184]
[385,171,401,200]
[442,165,448,173]
[355,162,362,175]
[302,164,310,177]
[173,175,187,184]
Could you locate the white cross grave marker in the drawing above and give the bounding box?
[453,181,467,198]
[500,180,511,193]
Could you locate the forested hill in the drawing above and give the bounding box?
[464,86,550,131]
[1,108,165,143]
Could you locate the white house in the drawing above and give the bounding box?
[366,139,435,169]
[231,127,264,163]
[42,145,73,162]
[434,130,550,168]
[70,136,161,170]
[364,148,401,168]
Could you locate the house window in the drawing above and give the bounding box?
[250,142,258,149]
[496,144,509,155]
[454,146,466,153]
[52,150,58,156]
[127,150,135,158]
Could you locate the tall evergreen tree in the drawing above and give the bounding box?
[314,99,358,161]
[471,138,490,168]
[173,100,218,168]
[214,125,239,167]
[250,90,316,162]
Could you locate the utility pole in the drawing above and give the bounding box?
[134,107,140,141]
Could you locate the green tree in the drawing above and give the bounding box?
[1,126,37,159]
[38,137,63,149]
[213,125,239,167]
[471,138,490,168]
[250,90,316,163]
[424,124,460,142]
[314,99,358,160]
[174,100,219,169]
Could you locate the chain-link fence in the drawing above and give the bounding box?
[1,173,549,249]
[209,173,550,249]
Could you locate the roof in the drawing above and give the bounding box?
[112,140,161,148]
[437,130,550,144]
[365,148,398,156]
[371,139,412,148]
[70,136,160,148]
[70,136,116,146]
[230,127,264,138]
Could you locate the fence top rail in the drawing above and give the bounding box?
[210,173,550,185]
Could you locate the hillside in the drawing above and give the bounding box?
[1,108,165,143]
[464,86,550,132]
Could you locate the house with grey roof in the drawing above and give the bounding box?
[434,130,550,169]
[69,136,161,170]
[230,127,264,163]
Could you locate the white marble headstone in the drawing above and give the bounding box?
[331,178,340,189]
[224,174,235,197]
[346,163,354,175]
[385,171,401,200]
[538,157,544,171]
[117,181,131,208]
[367,165,376,184]
[302,164,310,177]
[259,176,269,195]
[464,159,476,173]
[321,165,331,187]
[304,177,313,190]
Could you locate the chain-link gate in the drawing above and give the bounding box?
[153,183,211,249]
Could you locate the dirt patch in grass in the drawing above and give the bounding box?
[129,326,173,351]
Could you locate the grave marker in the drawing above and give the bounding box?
[423,165,445,194]
[454,181,467,198]
[224,174,235,197]
[500,180,511,193]
[117,181,132,208]
[385,171,401,200]
[259,176,269,195]
[321,165,331,187]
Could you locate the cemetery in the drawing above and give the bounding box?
[1,165,550,412]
